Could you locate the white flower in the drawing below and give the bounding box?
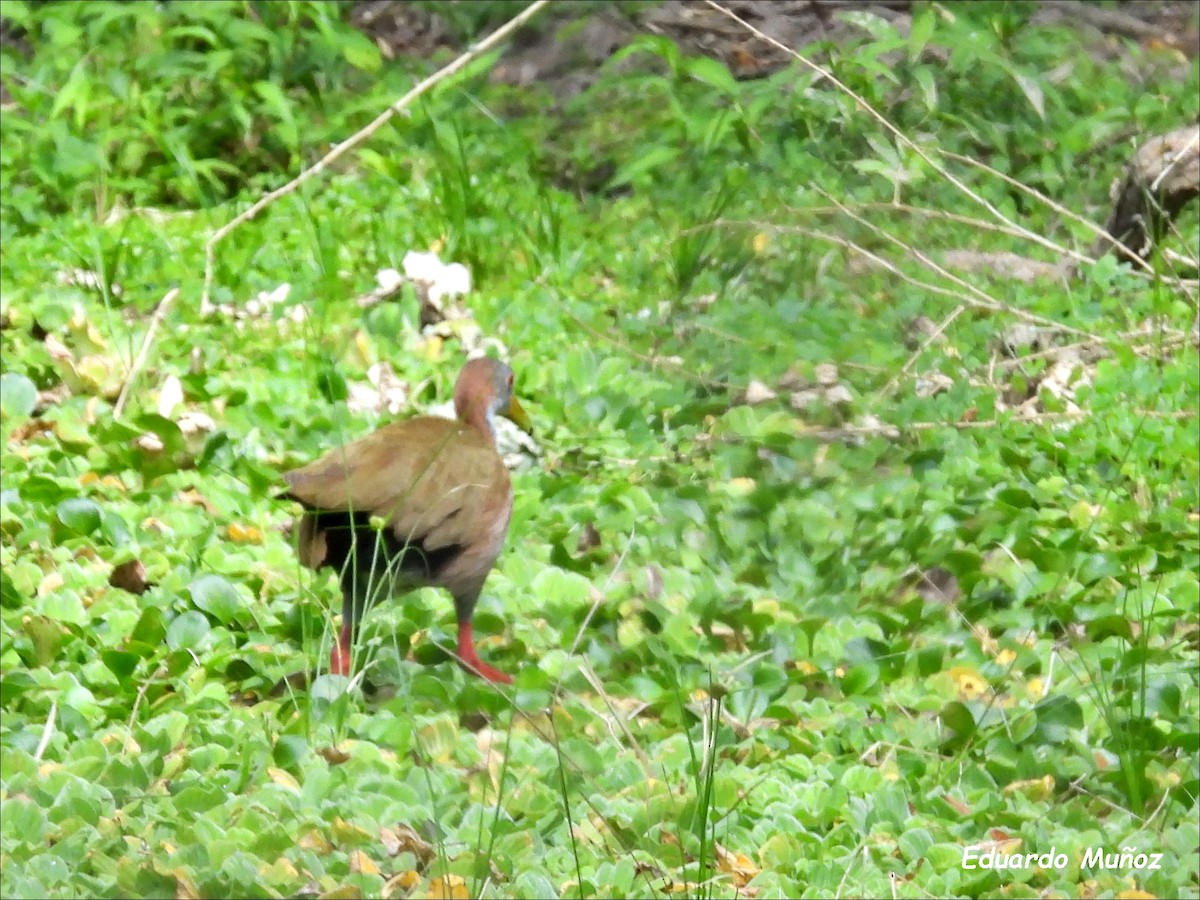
[402,250,471,304]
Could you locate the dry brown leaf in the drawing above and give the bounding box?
[109,559,152,595]
[380,824,434,863]
[644,566,663,601]
[8,418,56,444]
[942,793,972,817]
[177,488,219,515]
[318,745,351,766]
[576,521,601,554]
[915,567,960,604]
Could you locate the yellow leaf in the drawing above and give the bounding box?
[332,816,375,846]
[752,232,769,255]
[259,857,300,883]
[174,873,201,900]
[37,572,64,597]
[383,871,421,898]
[995,648,1016,666]
[728,477,756,494]
[425,874,470,899]
[349,850,380,876]
[714,842,760,888]
[318,887,363,900]
[227,522,263,544]
[299,830,334,854]
[1025,677,1044,699]
[1116,891,1157,900]
[421,335,444,361]
[354,330,374,365]
[1002,774,1055,800]
[266,767,300,794]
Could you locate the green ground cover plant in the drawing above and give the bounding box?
[2,1,1197,898]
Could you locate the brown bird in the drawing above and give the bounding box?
[282,357,531,684]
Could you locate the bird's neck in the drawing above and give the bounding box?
[459,402,497,446]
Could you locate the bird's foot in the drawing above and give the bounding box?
[456,621,513,685]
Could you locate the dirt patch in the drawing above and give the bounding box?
[351,0,1198,103]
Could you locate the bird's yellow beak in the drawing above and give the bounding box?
[503,396,533,434]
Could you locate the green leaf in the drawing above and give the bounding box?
[316,367,348,403]
[131,607,166,647]
[0,373,38,419]
[605,145,682,191]
[1034,695,1083,743]
[56,497,103,535]
[102,650,140,681]
[166,611,211,651]
[188,574,242,625]
[685,56,738,94]
[941,701,977,737]
[996,487,1036,509]
[337,29,382,72]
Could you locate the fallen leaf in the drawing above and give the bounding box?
[318,745,351,766]
[109,559,152,595]
[575,521,601,554]
[380,824,433,863]
[178,488,219,515]
[942,793,972,817]
[915,567,960,604]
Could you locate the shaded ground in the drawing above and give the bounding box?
[350,0,1199,102]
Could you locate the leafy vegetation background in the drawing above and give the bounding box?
[1,1,1197,898]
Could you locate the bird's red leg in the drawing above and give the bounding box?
[330,622,353,676]
[456,621,512,684]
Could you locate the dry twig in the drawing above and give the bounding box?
[200,0,551,311]
[113,287,180,419]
